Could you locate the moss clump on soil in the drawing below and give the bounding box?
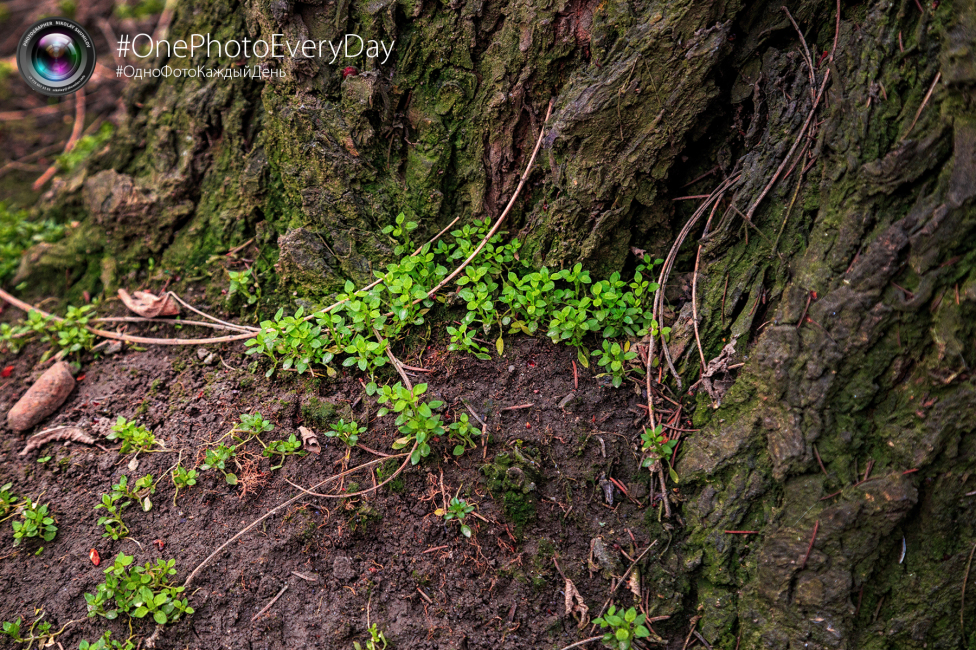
[301,397,338,429]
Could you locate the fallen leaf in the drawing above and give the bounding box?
[128,456,139,471]
[299,426,321,455]
[1,366,12,378]
[564,576,589,628]
[118,289,180,318]
[627,567,641,598]
[89,548,100,566]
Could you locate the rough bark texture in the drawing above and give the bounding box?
[11,0,976,647]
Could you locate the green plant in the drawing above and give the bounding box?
[263,434,306,469]
[546,298,598,367]
[106,417,157,453]
[593,605,651,650]
[325,418,365,448]
[0,322,31,354]
[12,499,57,548]
[227,268,260,306]
[447,414,482,456]
[171,466,197,504]
[446,321,491,360]
[78,630,136,650]
[382,212,419,256]
[353,624,389,650]
[84,553,194,624]
[201,444,238,485]
[95,490,130,540]
[342,334,388,373]
[1,612,58,648]
[438,496,475,537]
[236,412,274,436]
[591,340,640,388]
[0,482,20,518]
[640,425,679,483]
[373,383,444,465]
[245,307,333,377]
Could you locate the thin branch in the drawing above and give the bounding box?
[33,88,85,191]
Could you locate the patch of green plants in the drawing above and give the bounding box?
[200,444,238,485]
[12,499,57,549]
[171,466,197,504]
[447,414,481,456]
[245,306,334,377]
[0,612,62,648]
[324,418,364,448]
[592,340,640,387]
[0,202,65,285]
[372,382,444,465]
[593,605,651,650]
[640,425,679,483]
[84,553,194,624]
[437,496,475,538]
[78,630,136,650]
[106,417,157,453]
[262,434,306,469]
[353,623,389,650]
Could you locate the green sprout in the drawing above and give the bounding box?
[324,418,365,448]
[262,434,306,469]
[11,499,57,549]
[591,340,640,388]
[200,444,238,485]
[593,605,651,650]
[106,417,158,454]
[84,553,194,625]
[640,425,679,483]
[438,496,476,538]
[447,414,482,456]
[353,624,389,650]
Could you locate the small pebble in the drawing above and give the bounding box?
[508,365,515,372]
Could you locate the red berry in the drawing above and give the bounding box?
[342,66,358,79]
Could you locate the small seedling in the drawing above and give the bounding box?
[106,417,157,453]
[324,418,365,448]
[201,444,238,485]
[447,414,481,456]
[171,466,197,504]
[1,612,57,647]
[0,482,20,518]
[593,605,650,650]
[375,383,444,465]
[235,412,274,436]
[12,499,57,548]
[353,624,389,650]
[95,490,130,540]
[79,630,136,650]
[227,268,260,306]
[640,426,679,483]
[591,340,639,388]
[262,434,306,469]
[437,496,476,537]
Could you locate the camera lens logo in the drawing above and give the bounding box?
[17,18,96,97]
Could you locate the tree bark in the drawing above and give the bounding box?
[12,0,976,647]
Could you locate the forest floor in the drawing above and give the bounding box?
[0,289,696,650]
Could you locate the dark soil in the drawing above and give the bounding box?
[0,310,688,650]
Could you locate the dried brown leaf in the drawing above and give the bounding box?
[564,576,589,628]
[627,567,641,598]
[299,426,321,455]
[19,426,94,456]
[118,289,180,318]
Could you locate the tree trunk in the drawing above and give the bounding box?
[13,0,976,646]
